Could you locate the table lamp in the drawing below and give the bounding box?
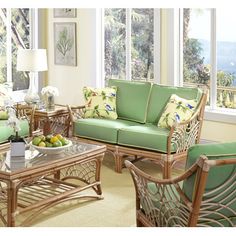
[17,49,48,104]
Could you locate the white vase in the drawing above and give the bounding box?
[11,141,25,157]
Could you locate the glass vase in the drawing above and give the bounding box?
[45,95,55,110]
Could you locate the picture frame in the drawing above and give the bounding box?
[53,8,77,18]
[54,22,77,66]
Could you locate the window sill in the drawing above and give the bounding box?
[11,90,27,103]
[204,107,236,124]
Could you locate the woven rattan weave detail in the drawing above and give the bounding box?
[197,171,236,226]
[171,114,201,154]
[125,155,236,227]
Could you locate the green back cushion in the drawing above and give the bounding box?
[108,79,152,123]
[183,142,236,223]
[0,119,29,143]
[146,84,203,124]
[0,110,9,120]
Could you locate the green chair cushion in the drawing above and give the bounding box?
[108,79,152,123]
[0,119,29,144]
[73,118,138,144]
[118,123,174,153]
[146,84,203,124]
[0,110,9,120]
[183,142,236,226]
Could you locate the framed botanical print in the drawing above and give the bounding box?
[53,8,77,18]
[54,22,77,66]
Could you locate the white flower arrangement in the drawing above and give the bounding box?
[41,86,59,97]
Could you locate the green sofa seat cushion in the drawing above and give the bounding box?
[183,142,236,226]
[73,118,138,144]
[118,123,175,153]
[0,119,29,144]
[108,79,152,123]
[146,84,203,124]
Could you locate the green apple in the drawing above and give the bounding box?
[32,137,41,146]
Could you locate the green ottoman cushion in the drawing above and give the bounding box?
[108,79,152,123]
[118,123,175,153]
[74,118,138,144]
[146,84,203,124]
[183,142,236,226]
[0,119,29,144]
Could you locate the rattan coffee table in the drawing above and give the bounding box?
[0,138,106,227]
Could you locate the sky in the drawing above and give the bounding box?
[189,8,236,42]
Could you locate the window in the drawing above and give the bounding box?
[0,8,37,96]
[181,8,236,111]
[104,8,160,84]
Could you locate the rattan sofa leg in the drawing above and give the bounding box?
[162,155,173,179]
[114,153,123,173]
[136,218,143,227]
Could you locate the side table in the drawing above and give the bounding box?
[34,104,70,136]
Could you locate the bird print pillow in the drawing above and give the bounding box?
[83,86,118,119]
[157,94,197,129]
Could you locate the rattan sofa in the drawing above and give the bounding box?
[125,142,236,227]
[69,79,207,178]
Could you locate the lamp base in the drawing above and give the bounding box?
[24,72,40,105]
[24,92,40,105]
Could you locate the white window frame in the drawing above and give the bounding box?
[102,8,161,84]
[179,8,236,124]
[4,8,38,102]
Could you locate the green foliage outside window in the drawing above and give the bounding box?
[0,8,30,91]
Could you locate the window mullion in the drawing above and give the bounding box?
[126,8,131,81]
[179,9,184,87]
[30,8,39,93]
[154,8,160,84]
[210,9,217,110]
[6,8,11,83]
[30,8,38,49]
[96,8,104,88]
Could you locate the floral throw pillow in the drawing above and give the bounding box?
[83,86,118,120]
[157,94,197,129]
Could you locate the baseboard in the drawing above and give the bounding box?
[200,139,218,144]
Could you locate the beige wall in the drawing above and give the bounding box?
[201,120,236,142]
[46,8,96,106]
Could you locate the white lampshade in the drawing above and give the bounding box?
[17,49,48,72]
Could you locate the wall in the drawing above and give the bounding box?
[46,8,97,106]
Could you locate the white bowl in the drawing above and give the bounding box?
[30,140,72,155]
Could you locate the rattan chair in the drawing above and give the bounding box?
[125,142,236,227]
[15,103,36,137]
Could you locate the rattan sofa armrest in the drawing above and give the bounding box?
[67,105,86,122]
[167,109,202,154]
[167,90,207,155]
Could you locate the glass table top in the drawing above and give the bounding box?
[0,139,101,173]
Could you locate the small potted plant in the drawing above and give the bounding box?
[6,106,25,157]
